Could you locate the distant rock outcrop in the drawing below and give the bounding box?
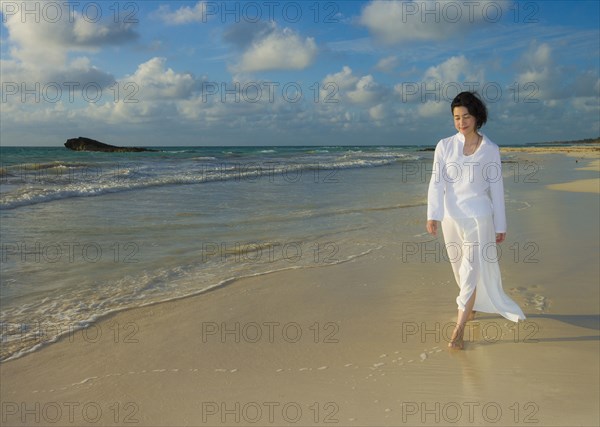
[65,137,158,152]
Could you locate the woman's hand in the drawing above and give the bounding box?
[496,233,506,244]
[426,220,439,236]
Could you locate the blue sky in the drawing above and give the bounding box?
[1,0,599,146]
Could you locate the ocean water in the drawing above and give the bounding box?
[0,145,429,361]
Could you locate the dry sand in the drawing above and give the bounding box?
[500,144,600,157]
[547,179,599,194]
[1,146,599,426]
[501,144,600,195]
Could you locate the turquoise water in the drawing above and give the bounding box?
[0,145,430,360]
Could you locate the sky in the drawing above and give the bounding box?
[0,0,599,146]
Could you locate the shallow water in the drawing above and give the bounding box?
[0,145,429,360]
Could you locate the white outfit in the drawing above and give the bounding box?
[427,132,525,322]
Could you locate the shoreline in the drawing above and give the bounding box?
[0,247,377,364]
[500,143,600,157]
[1,149,599,426]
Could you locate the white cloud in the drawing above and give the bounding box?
[2,2,137,69]
[369,103,387,121]
[417,100,447,117]
[347,75,384,104]
[391,55,485,119]
[156,1,210,25]
[315,66,398,129]
[125,57,199,100]
[0,0,137,103]
[323,66,359,91]
[570,96,600,114]
[423,55,477,82]
[393,55,485,108]
[89,66,316,130]
[531,43,551,67]
[375,55,398,73]
[514,41,573,101]
[235,27,317,72]
[359,0,509,44]
[1,48,117,107]
[513,42,599,101]
[322,66,387,105]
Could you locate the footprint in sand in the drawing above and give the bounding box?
[510,287,549,312]
[371,346,445,371]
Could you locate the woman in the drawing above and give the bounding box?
[426,91,526,349]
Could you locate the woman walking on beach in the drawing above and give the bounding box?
[426,91,526,349]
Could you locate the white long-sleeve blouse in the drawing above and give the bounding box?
[427,132,507,233]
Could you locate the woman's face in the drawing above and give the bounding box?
[453,106,478,136]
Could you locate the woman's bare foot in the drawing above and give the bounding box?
[448,338,464,350]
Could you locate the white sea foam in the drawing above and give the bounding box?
[1,148,419,210]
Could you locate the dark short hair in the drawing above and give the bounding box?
[451,91,488,129]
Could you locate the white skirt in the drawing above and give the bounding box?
[441,215,526,322]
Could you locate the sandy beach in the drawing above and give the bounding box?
[1,145,599,426]
[502,144,600,195]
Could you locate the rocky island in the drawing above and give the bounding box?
[65,137,158,152]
